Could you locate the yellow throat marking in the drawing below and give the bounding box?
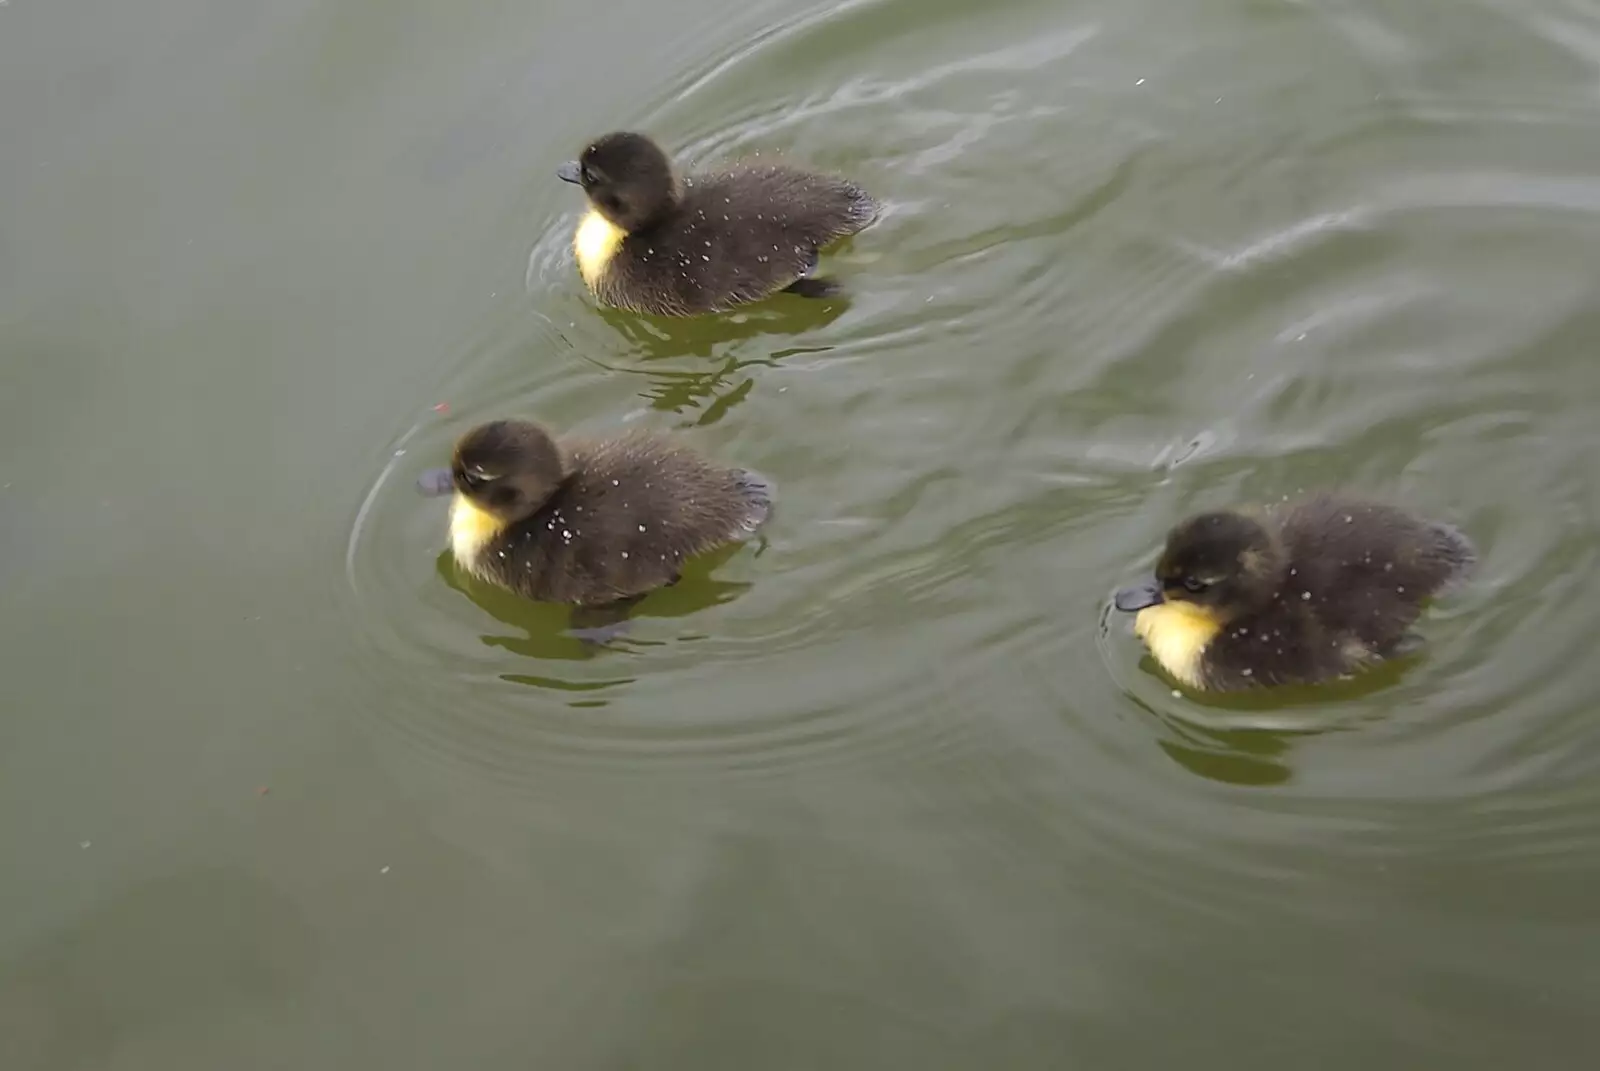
[573,209,624,288]
[449,494,504,572]
[1133,601,1223,689]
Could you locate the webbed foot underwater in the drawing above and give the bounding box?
[1114,493,1475,692]
[557,130,878,316]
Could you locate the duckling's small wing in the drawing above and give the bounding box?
[706,165,879,244]
[1427,521,1477,594]
[732,470,775,538]
[1279,495,1476,652]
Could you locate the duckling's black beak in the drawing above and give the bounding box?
[416,467,455,497]
[1113,580,1164,613]
[556,160,582,184]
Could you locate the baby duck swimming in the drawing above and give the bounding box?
[417,419,772,608]
[557,130,878,316]
[1113,494,1475,691]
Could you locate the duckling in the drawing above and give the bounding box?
[417,418,772,609]
[1113,494,1475,691]
[556,131,878,316]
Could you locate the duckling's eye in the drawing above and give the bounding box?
[1182,577,1208,594]
[461,466,496,490]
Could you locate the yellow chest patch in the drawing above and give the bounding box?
[573,209,624,287]
[1133,602,1223,690]
[449,494,504,572]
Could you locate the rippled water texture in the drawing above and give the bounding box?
[5,0,1600,1066]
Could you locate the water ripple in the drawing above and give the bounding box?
[338,0,1600,942]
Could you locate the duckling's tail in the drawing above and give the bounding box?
[844,184,881,230]
[783,276,844,299]
[733,470,775,538]
[1430,521,1477,593]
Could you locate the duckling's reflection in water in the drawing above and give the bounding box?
[1158,728,1296,788]
[597,297,849,358]
[435,545,757,662]
[1133,657,1414,787]
[588,300,850,428]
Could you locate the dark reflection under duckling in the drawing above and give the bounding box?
[556,131,878,316]
[1114,493,1475,691]
[418,419,771,622]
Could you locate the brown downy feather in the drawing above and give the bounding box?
[1116,492,1475,691]
[564,131,878,316]
[437,420,771,606]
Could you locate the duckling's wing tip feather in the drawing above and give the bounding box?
[1430,521,1478,590]
[733,469,775,533]
[849,189,881,228]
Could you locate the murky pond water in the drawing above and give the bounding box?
[4,0,1600,1066]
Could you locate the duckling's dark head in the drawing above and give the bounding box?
[556,132,678,233]
[1115,510,1286,619]
[416,419,565,522]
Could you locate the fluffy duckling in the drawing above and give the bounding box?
[417,419,772,607]
[556,131,878,316]
[1113,494,1475,691]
